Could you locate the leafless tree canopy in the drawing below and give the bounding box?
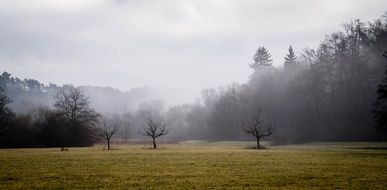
[53,87,100,147]
[140,112,168,149]
[54,87,99,127]
[121,121,130,143]
[100,119,120,150]
[240,111,274,149]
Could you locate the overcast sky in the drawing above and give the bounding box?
[0,0,386,105]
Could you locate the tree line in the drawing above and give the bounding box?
[165,14,387,143]
[1,13,387,149]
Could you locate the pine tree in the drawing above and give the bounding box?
[284,46,297,71]
[250,46,273,71]
[373,51,387,130]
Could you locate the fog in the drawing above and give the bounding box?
[1,0,387,105]
[1,1,387,148]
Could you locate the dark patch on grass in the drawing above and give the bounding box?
[245,145,268,150]
[140,147,167,150]
[102,148,121,151]
[348,147,387,150]
[0,176,17,181]
[352,152,387,156]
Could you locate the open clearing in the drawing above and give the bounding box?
[0,141,386,189]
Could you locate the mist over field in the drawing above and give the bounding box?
[1,0,387,105]
[0,1,387,189]
[1,0,387,143]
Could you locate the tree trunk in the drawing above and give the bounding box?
[152,137,156,149]
[107,138,110,150]
[256,137,260,149]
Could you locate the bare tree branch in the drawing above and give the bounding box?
[139,112,168,149]
[99,119,120,150]
[239,111,274,149]
[53,87,100,147]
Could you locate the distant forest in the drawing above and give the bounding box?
[1,13,387,148]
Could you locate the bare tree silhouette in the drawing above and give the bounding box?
[240,111,274,149]
[139,112,168,149]
[100,119,120,150]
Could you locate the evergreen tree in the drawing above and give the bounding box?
[373,51,387,130]
[250,46,273,70]
[284,46,297,71]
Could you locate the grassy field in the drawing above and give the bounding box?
[0,141,386,189]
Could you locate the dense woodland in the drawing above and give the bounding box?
[1,13,387,148]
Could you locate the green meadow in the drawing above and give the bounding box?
[0,141,386,189]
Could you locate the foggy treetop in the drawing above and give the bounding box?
[1,11,387,147]
[1,0,387,105]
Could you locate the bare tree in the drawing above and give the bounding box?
[240,111,274,149]
[100,119,120,150]
[121,121,130,144]
[139,113,168,149]
[0,87,14,135]
[53,87,100,147]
